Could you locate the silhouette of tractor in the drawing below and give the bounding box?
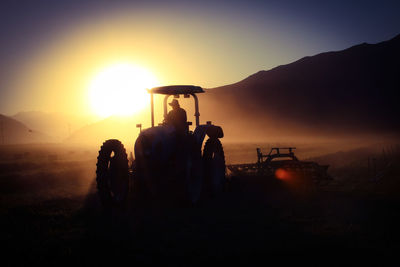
[95,85,225,210]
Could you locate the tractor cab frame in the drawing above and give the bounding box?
[148,85,205,127]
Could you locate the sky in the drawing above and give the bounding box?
[0,0,399,117]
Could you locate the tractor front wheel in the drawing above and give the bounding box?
[96,139,129,210]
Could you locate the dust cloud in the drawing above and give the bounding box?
[0,144,98,208]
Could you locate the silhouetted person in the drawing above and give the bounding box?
[165,99,188,134]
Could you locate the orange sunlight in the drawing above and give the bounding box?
[88,63,159,118]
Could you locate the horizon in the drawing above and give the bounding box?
[1,32,399,119]
[0,32,399,144]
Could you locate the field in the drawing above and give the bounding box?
[1,141,400,265]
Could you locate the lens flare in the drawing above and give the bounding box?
[275,168,291,180]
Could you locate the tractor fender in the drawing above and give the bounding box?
[206,125,224,139]
[193,124,224,147]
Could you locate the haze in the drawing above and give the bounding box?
[0,0,399,145]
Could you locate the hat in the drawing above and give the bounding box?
[169,99,180,107]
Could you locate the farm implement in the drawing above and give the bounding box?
[227,147,332,183]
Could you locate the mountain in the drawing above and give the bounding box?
[202,34,400,139]
[64,116,143,148]
[0,114,52,144]
[12,111,96,141]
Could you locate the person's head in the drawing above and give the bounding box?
[169,99,180,110]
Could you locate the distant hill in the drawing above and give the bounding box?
[12,111,96,141]
[0,114,52,144]
[203,34,400,139]
[64,116,142,148]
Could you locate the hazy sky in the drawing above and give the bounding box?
[1,0,399,116]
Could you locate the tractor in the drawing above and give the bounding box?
[95,85,226,210]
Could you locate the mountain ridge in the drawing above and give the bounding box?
[12,111,97,141]
[0,114,52,144]
[220,33,400,89]
[204,33,400,138]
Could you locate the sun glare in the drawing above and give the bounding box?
[89,63,158,117]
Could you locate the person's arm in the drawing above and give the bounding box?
[183,109,187,122]
[164,111,171,124]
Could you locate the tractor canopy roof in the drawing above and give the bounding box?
[149,85,204,95]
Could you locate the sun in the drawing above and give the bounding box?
[88,63,159,117]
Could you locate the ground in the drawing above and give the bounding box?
[1,142,400,265]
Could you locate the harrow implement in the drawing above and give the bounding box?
[227,147,331,183]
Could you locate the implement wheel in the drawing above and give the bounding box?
[203,138,226,196]
[96,139,129,210]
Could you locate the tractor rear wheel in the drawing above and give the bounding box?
[186,150,203,205]
[96,139,129,210]
[203,138,226,196]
